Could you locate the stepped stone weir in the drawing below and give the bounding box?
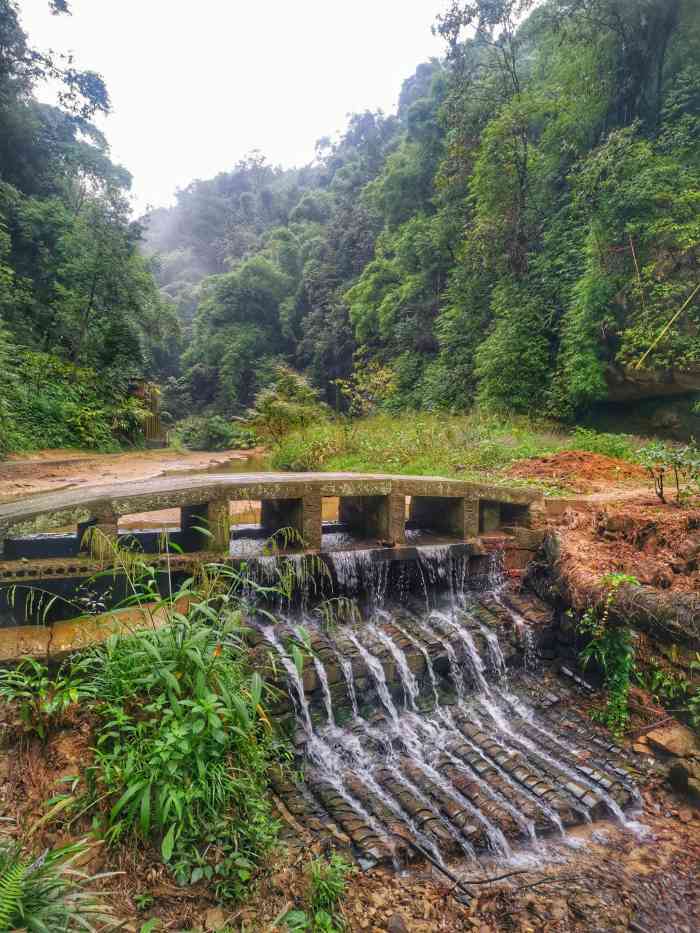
[260,552,641,871]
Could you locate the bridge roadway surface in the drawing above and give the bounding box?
[0,471,541,558]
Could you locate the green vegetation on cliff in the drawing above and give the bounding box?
[0,1,179,455]
[149,0,700,426]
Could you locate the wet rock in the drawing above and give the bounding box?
[668,758,700,799]
[646,724,700,759]
[386,912,410,933]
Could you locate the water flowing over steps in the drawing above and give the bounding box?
[258,577,642,870]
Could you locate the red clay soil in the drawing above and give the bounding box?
[545,498,700,595]
[508,449,646,493]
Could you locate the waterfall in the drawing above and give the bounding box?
[262,542,639,868]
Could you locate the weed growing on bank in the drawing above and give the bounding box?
[283,852,355,932]
[0,840,115,931]
[576,573,639,736]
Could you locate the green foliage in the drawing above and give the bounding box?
[1,351,150,453]
[177,414,257,451]
[577,573,640,736]
[245,365,329,446]
[269,411,579,485]
[308,852,353,916]
[84,613,278,898]
[0,2,180,457]
[282,853,354,932]
[0,839,112,931]
[6,0,700,442]
[638,440,700,504]
[0,656,94,739]
[570,428,639,462]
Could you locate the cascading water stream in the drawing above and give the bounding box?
[346,628,513,859]
[262,541,639,870]
[337,652,359,718]
[430,610,491,695]
[345,630,400,729]
[367,622,420,711]
[391,620,440,707]
[313,655,335,724]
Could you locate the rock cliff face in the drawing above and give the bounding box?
[605,364,700,402]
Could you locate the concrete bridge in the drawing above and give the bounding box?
[0,472,540,582]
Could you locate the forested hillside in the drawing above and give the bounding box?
[0,0,179,455]
[148,0,700,424]
[2,0,699,458]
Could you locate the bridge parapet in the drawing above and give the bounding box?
[0,472,541,566]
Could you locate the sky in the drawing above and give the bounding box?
[19,0,447,213]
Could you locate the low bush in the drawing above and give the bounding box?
[177,415,257,451]
[0,349,148,455]
[85,614,278,899]
[638,440,700,504]
[576,573,639,736]
[269,411,571,481]
[283,852,354,932]
[0,552,290,904]
[245,365,329,446]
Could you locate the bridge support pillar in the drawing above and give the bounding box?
[339,494,405,545]
[180,500,230,552]
[409,496,479,538]
[479,501,501,534]
[261,494,322,550]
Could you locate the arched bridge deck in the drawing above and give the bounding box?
[0,472,541,580]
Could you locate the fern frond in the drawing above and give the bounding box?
[0,848,27,930]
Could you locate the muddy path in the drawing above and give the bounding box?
[0,447,263,508]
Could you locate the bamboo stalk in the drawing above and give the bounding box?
[635,282,700,370]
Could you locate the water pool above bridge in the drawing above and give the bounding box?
[0,471,541,571]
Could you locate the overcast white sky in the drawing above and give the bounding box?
[19,0,447,213]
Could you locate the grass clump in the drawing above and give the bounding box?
[0,543,295,907]
[570,427,640,462]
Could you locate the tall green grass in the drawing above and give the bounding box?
[268,412,644,486]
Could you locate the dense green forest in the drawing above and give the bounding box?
[146,0,700,429]
[2,0,700,456]
[0,0,179,454]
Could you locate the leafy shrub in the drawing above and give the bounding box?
[84,613,278,899]
[178,415,257,451]
[308,852,354,916]
[0,840,112,931]
[283,852,354,932]
[577,573,639,736]
[245,365,329,446]
[1,350,148,454]
[571,427,639,462]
